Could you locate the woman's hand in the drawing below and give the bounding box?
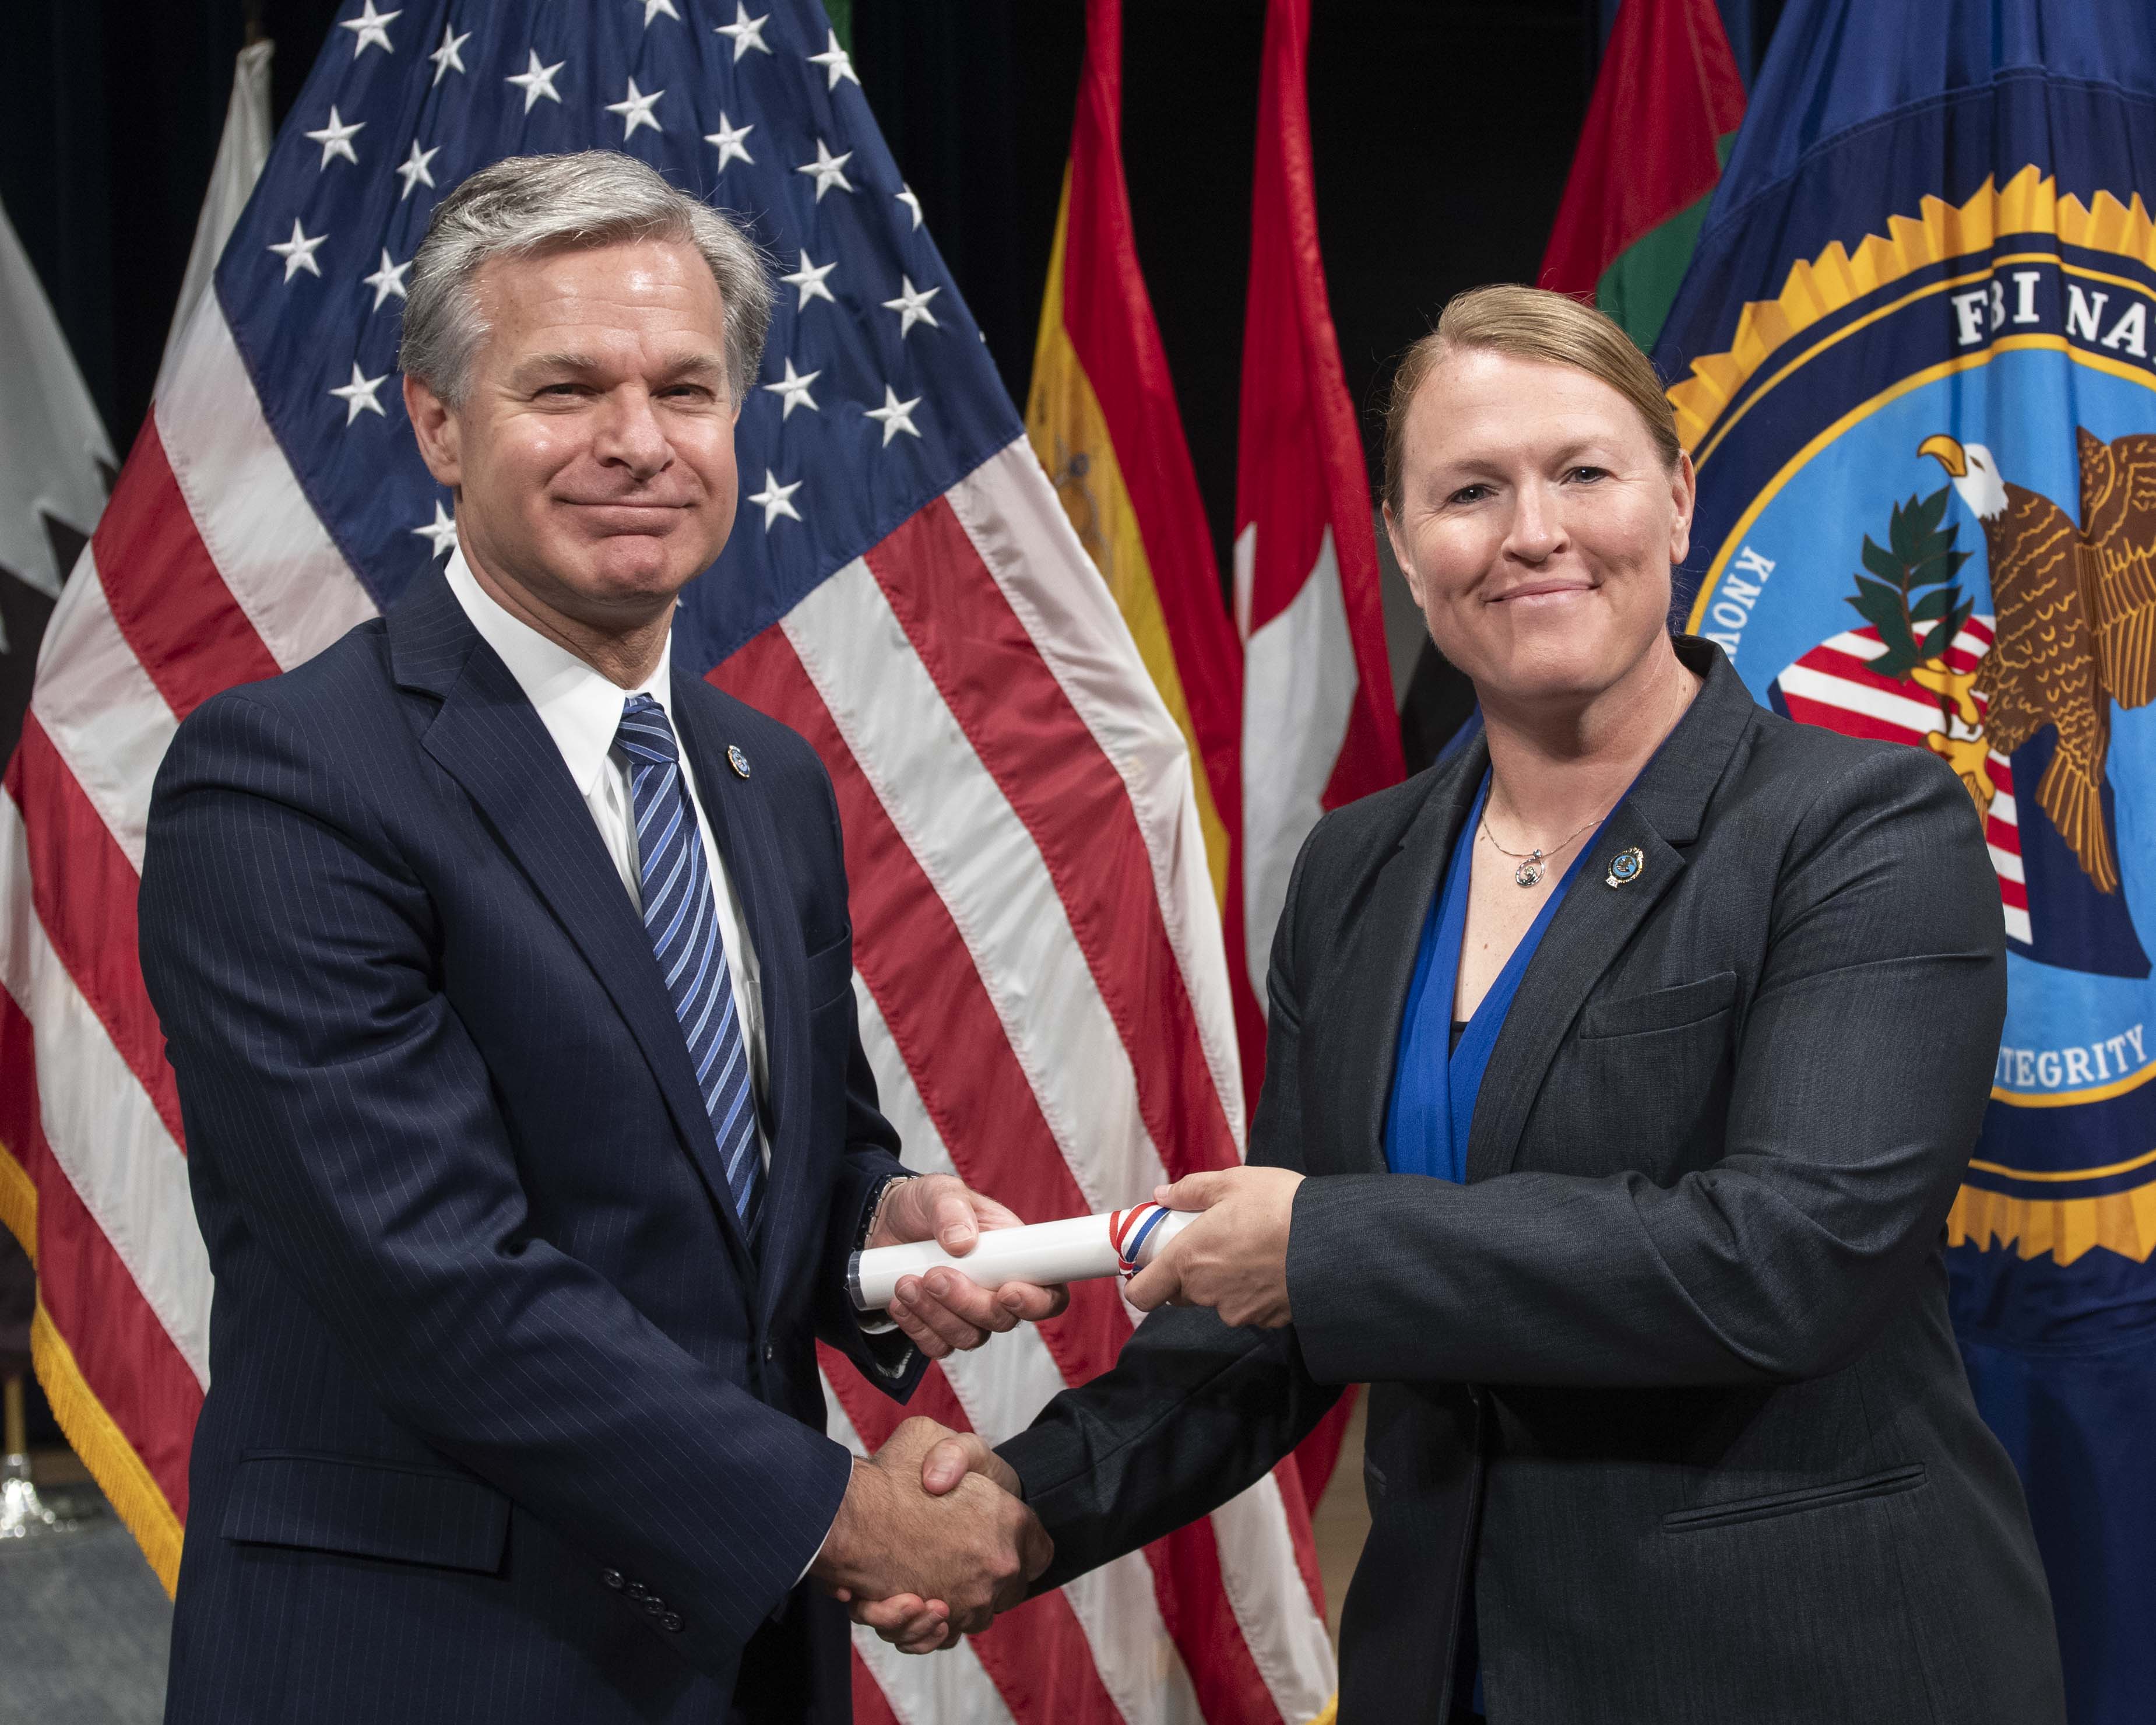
[868,1175,1071,1358]
[1121,1167,1304,1327]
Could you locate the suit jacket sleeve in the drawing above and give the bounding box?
[994,836,1342,1588]
[1288,744,2007,1387]
[139,690,852,1677]
[794,749,921,1386]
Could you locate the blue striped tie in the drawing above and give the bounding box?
[616,695,764,1236]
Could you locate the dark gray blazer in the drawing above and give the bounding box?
[998,638,2064,1725]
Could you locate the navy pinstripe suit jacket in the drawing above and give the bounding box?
[139,565,921,1724]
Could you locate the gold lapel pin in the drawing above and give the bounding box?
[1605,846,1644,888]
[727,744,752,779]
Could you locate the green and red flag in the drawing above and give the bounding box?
[1538,0,1746,352]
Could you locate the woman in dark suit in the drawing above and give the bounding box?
[864,286,2064,1724]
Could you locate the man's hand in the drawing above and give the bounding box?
[852,1428,1028,1654]
[869,1175,1070,1359]
[810,1418,1050,1641]
[1121,1167,1304,1327]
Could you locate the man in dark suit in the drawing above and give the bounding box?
[137,152,1056,1725]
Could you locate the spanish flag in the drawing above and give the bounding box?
[1026,0,1251,1066]
[1538,0,1746,352]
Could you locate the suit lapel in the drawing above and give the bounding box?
[1331,731,1490,1175]
[669,674,818,1315]
[389,572,757,1281]
[1463,641,1758,1183]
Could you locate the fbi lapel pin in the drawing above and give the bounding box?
[727,744,752,779]
[1605,846,1644,888]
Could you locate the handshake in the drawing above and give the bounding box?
[815,1160,1310,1652]
[807,1416,1042,1655]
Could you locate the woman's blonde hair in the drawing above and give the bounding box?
[1380,285,1681,514]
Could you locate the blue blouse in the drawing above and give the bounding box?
[1384,772,1599,1183]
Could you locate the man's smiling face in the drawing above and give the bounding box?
[407,235,741,635]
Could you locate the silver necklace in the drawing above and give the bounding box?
[1480,806,1607,888]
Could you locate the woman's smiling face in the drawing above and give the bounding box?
[1384,345,1695,713]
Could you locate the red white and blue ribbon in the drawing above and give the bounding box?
[1110,1201,1174,1279]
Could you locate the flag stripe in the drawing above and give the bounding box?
[92,417,282,721]
[0,988,198,1558]
[13,718,185,1155]
[942,445,1244,1153]
[712,628,1134,1387]
[723,628,1316,1725]
[1203,1468,1335,1712]
[850,1653,910,1725]
[780,564,1173,1218]
[848,986,1098,1432]
[31,547,182,873]
[861,497,1233,1184]
[772,567,1314,1717]
[2,778,210,1389]
[156,293,379,669]
[848,986,1218,1725]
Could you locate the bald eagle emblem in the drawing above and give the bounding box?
[1908,431,2156,894]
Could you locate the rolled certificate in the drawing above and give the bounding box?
[847,1202,1197,1312]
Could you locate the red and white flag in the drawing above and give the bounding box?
[1234,0,1406,1068]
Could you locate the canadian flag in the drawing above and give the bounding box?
[1233,0,1404,1079]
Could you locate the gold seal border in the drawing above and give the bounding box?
[1667,165,2156,453]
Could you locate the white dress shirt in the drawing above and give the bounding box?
[445,549,771,1173]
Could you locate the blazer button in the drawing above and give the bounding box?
[626,1582,650,1602]
[602,1569,625,1591]
[642,1597,665,1617]
[762,1341,775,1362]
[662,1612,684,1633]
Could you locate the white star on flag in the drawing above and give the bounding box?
[895,185,924,230]
[412,501,458,554]
[747,469,803,528]
[797,140,854,201]
[396,140,441,199]
[780,250,837,309]
[507,49,565,113]
[882,276,941,338]
[639,0,681,22]
[762,359,821,419]
[339,1,400,57]
[705,113,754,172]
[268,219,328,282]
[429,24,470,84]
[328,362,389,424]
[715,3,771,59]
[361,249,411,310]
[607,78,665,139]
[863,385,923,446]
[304,106,364,168]
[807,30,860,89]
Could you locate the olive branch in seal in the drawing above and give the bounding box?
[1844,484,1976,683]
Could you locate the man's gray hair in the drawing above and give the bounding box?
[398,151,773,408]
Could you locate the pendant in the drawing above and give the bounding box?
[1514,851,1546,888]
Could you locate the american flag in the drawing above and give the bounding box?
[0,3,1337,1722]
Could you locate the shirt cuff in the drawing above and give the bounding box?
[854,1171,919,1375]
[797,1480,846,1587]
